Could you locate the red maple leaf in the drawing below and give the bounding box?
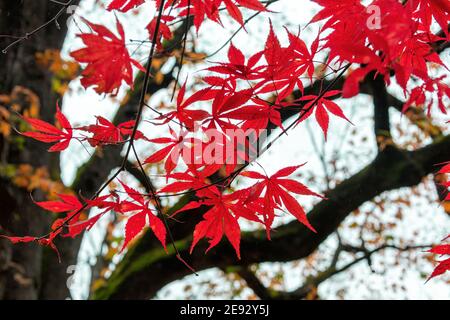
[174,186,259,258]
[78,117,146,147]
[255,23,316,102]
[410,0,450,36]
[35,194,82,213]
[239,100,282,130]
[202,89,254,131]
[176,0,266,31]
[241,165,323,237]
[0,233,62,261]
[107,0,145,12]
[296,90,353,140]
[427,240,450,281]
[144,128,201,175]
[118,181,167,251]
[390,32,445,90]
[1,194,85,257]
[34,193,90,240]
[64,193,123,238]
[0,235,37,244]
[70,18,145,95]
[22,103,73,152]
[206,43,264,82]
[178,0,221,32]
[158,170,210,194]
[158,83,213,130]
[402,76,450,116]
[147,15,175,48]
[286,29,319,83]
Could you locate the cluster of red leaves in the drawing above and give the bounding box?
[0,194,83,258]
[109,0,267,30]
[13,19,327,256]
[0,190,165,257]
[77,117,146,147]
[2,0,449,268]
[427,237,450,281]
[173,23,349,138]
[402,76,450,116]
[70,18,145,95]
[296,90,353,140]
[76,0,268,94]
[22,103,72,152]
[168,165,322,258]
[118,181,167,251]
[20,106,146,151]
[312,0,448,106]
[107,0,145,12]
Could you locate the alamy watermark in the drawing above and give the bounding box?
[162,127,270,166]
[366,5,382,30]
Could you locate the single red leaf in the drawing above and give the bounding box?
[70,18,144,95]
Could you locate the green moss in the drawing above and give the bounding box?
[92,239,189,300]
[0,164,17,178]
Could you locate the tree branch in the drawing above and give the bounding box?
[270,243,432,300]
[369,74,392,148]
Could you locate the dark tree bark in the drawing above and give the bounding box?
[0,0,82,300]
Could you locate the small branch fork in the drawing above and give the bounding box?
[235,241,434,300]
[0,0,76,53]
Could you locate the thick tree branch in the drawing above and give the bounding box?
[233,267,275,300]
[0,0,82,300]
[369,74,392,148]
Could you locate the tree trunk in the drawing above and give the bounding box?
[0,0,80,300]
